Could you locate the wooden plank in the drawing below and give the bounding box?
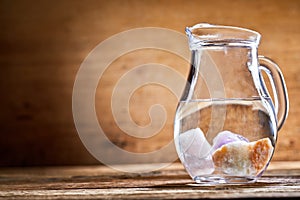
[0,162,299,199]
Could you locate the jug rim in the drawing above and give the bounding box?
[186,23,261,48]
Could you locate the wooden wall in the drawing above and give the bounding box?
[0,0,299,166]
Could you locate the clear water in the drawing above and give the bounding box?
[174,97,277,184]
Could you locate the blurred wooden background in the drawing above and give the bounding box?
[0,0,299,166]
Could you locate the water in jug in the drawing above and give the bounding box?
[174,23,289,184]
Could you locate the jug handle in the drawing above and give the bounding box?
[258,56,289,131]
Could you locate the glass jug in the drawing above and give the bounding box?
[174,23,289,184]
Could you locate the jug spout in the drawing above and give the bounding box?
[186,23,261,49]
[182,23,265,100]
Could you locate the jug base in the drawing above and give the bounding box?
[193,175,257,185]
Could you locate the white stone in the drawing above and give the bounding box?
[178,128,214,176]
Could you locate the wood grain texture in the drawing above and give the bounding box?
[0,161,299,199]
[0,0,299,165]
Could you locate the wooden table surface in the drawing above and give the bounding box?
[0,161,299,199]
